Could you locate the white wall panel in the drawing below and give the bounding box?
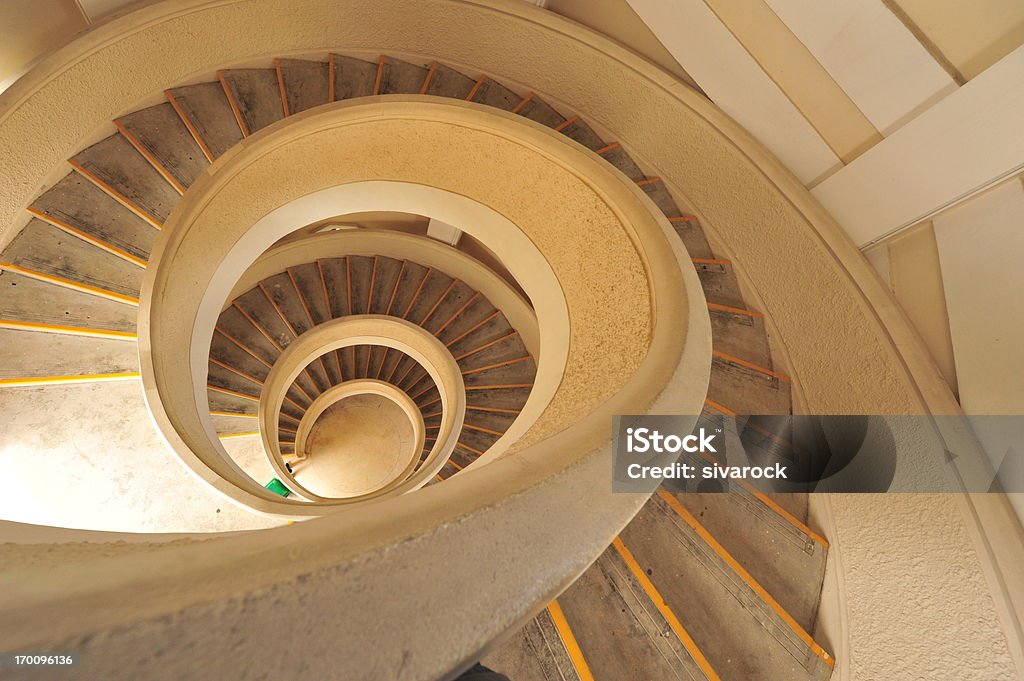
[812,45,1024,246]
[766,0,956,134]
[933,177,1024,417]
[627,0,840,185]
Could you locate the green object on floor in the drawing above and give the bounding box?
[265,478,291,497]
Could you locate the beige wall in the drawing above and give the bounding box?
[866,222,958,394]
[0,0,87,92]
[933,174,1024,416]
[892,0,1024,81]
[546,0,702,93]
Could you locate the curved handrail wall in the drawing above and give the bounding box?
[141,98,670,515]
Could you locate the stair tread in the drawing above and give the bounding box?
[560,118,605,152]
[31,172,156,262]
[446,312,515,358]
[483,608,583,681]
[620,498,831,680]
[277,58,329,115]
[0,271,136,332]
[697,262,746,310]
[118,102,209,189]
[0,328,138,379]
[166,82,244,159]
[220,68,285,134]
[470,78,522,111]
[2,218,142,299]
[559,547,716,680]
[422,63,475,99]
[331,54,377,100]
[515,94,566,128]
[71,134,179,224]
[708,362,792,415]
[378,56,429,95]
[670,490,825,633]
[710,312,772,368]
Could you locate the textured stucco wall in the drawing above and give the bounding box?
[828,493,1017,680]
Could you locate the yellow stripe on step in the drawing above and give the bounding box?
[547,600,595,681]
[0,319,136,340]
[657,490,834,668]
[0,372,140,388]
[0,262,139,305]
[612,537,721,681]
[218,431,260,439]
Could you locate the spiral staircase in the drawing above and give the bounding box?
[0,47,844,681]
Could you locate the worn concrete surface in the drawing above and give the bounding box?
[0,328,138,378]
[0,380,280,532]
[297,393,416,498]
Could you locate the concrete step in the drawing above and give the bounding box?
[709,307,773,369]
[461,357,537,389]
[288,262,333,325]
[218,68,285,135]
[117,102,209,190]
[233,286,295,351]
[469,76,523,111]
[165,82,244,160]
[669,490,827,634]
[445,311,516,359]
[211,413,260,436]
[599,142,648,182]
[0,328,138,380]
[30,172,156,265]
[0,271,136,334]
[422,62,476,99]
[276,58,329,115]
[696,260,747,310]
[215,307,280,367]
[559,117,605,152]
[669,217,715,260]
[366,256,405,316]
[559,545,718,680]
[317,257,353,317]
[346,254,375,316]
[640,178,686,218]
[620,494,833,680]
[421,279,476,334]
[707,359,792,416]
[404,268,457,326]
[70,133,179,226]
[455,332,529,371]
[483,606,587,681]
[1,218,143,301]
[435,295,498,346]
[378,56,430,95]
[514,94,567,128]
[330,54,377,100]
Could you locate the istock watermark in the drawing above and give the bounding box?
[612,414,1023,494]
